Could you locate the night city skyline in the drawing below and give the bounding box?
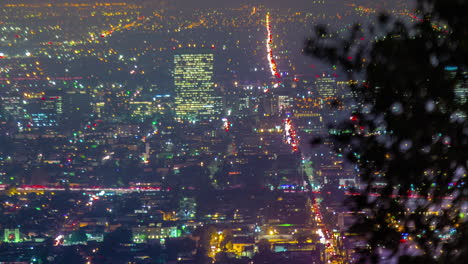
[0,0,466,263]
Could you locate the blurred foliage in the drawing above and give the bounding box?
[305,0,468,262]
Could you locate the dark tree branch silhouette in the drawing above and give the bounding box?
[305,0,467,263]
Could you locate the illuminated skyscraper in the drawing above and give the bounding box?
[445,67,467,118]
[314,74,337,98]
[174,52,219,121]
[452,70,468,104]
[28,95,63,128]
[0,96,27,121]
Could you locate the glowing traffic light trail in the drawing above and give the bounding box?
[284,117,299,152]
[266,13,281,79]
[266,12,297,153]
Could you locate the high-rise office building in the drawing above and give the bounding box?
[63,90,92,130]
[0,96,27,121]
[173,52,219,121]
[278,95,294,111]
[314,74,337,98]
[445,67,467,118]
[453,72,468,104]
[28,95,63,128]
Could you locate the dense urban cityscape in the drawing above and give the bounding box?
[0,0,466,263]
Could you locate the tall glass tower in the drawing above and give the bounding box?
[174,53,218,121]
